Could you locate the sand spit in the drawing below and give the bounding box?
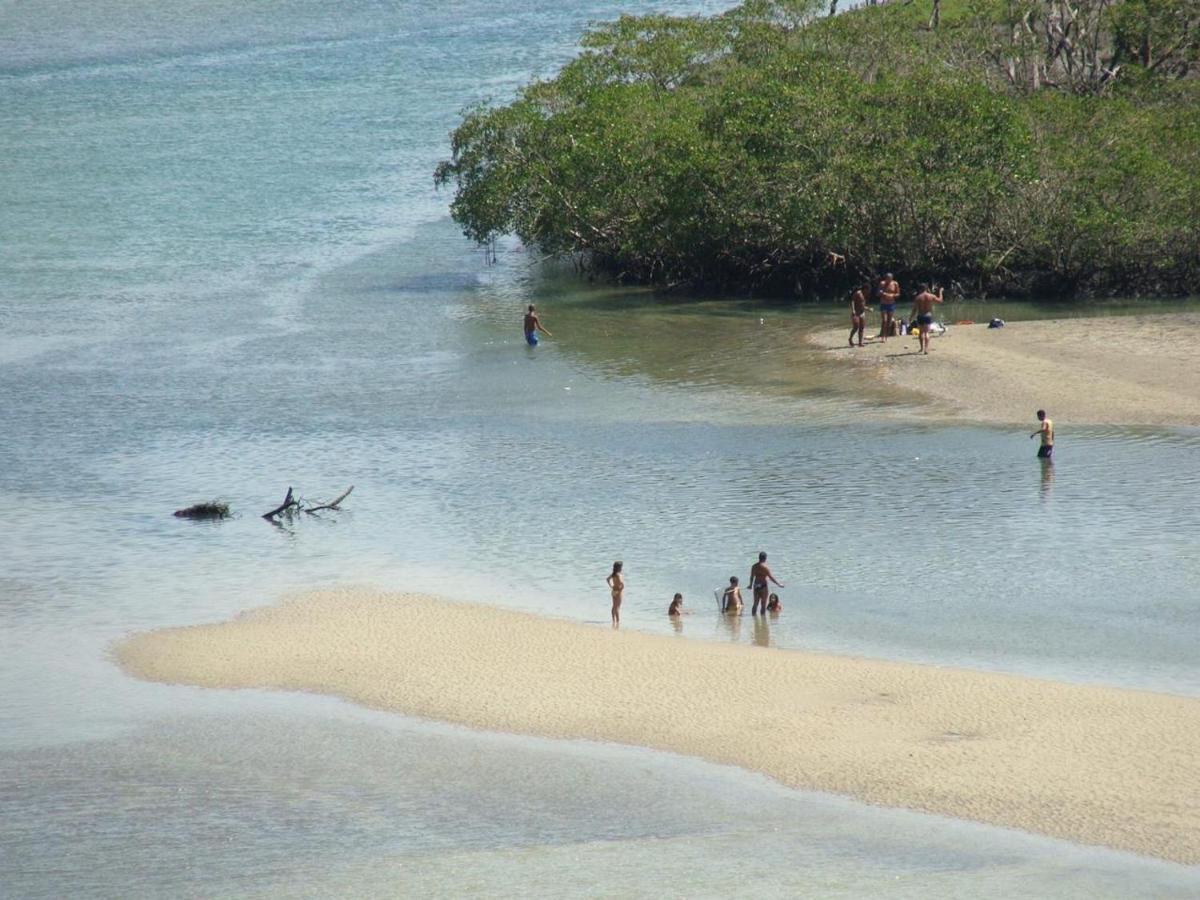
[116,589,1200,863]
[809,313,1200,427]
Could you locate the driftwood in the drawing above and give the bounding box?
[174,501,231,520]
[262,487,299,520]
[174,486,353,523]
[262,485,354,520]
[305,485,354,514]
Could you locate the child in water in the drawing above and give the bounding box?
[767,592,782,614]
[668,593,685,617]
[721,577,743,614]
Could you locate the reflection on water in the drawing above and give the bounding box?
[753,614,771,648]
[1040,458,1055,500]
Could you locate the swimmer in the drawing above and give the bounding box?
[909,284,944,355]
[721,576,743,614]
[523,304,552,346]
[767,592,782,614]
[606,561,624,626]
[749,551,784,616]
[668,593,685,617]
[1030,409,1054,460]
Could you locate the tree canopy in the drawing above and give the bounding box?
[435,0,1200,297]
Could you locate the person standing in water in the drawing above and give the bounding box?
[606,561,624,626]
[721,577,743,614]
[849,283,870,348]
[749,552,784,616]
[668,593,685,617]
[523,304,552,346]
[1030,410,1054,459]
[909,284,944,355]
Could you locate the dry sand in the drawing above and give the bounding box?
[117,588,1200,863]
[809,313,1200,427]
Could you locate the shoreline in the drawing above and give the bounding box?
[116,588,1200,864]
[806,313,1200,427]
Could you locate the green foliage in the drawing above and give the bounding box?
[435,0,1200,297]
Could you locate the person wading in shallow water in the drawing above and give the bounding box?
[1030,410,1054,460]
[749,552,784,616]
[722,576,743,614]
[606,561,624,626]
[523,304,552,346]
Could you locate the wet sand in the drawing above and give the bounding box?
[809,313,1200,426]
[117,588,1200,864]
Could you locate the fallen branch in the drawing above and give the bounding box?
[304,485,354,514]
[262,487,298,520]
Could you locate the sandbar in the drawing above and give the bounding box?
[117,588,1200,863]
[809,313,1200,427]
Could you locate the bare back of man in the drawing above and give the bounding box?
[749,552,784,616]
[523,304,552,347]
[909,285,943,355]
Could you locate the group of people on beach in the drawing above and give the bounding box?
[849,273,944,355]
[525,298,1056,465]
[606,552,784,627]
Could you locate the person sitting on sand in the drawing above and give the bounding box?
[721,577,743,614]
[909,284,944,355]
[849,283,870,348]
[1030,410,1054,460]
[523,304,552,347]
[606,561,624,626]
[668,593,685,617]
[767,592,782,614]
[750,551,784,616]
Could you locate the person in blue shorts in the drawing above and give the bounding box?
[523,304,552,346]
[909,283,943,355]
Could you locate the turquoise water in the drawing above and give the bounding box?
[2,0,1198,895]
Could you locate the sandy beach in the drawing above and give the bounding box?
[117,588,1200,864]
[809,313,1200,427]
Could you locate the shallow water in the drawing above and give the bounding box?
[2,0,1199,895]
[4,695,1199,900]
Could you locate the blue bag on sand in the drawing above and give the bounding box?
[988,318,1006,329]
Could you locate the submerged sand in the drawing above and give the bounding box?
[809,313,1200,427]
[117,589,1200,863]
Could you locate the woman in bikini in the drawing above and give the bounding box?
[606,561,624,626]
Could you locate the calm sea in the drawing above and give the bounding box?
[2,0,1198,895]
